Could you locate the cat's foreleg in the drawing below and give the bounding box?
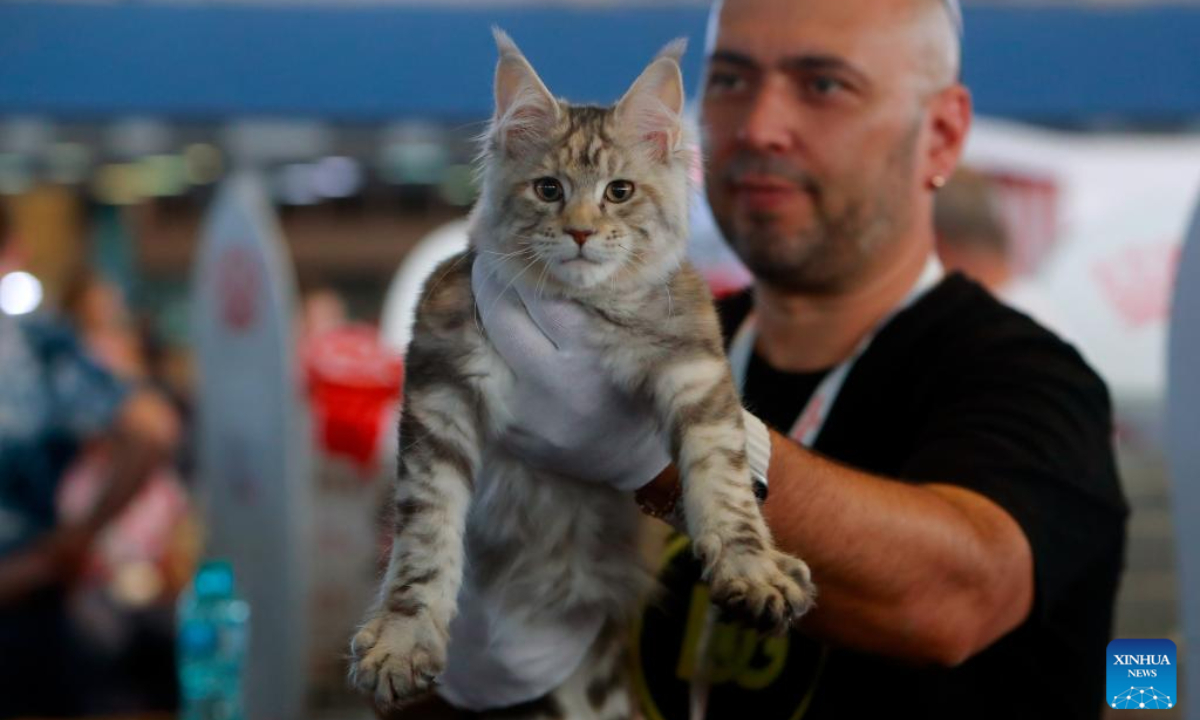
[650,355,816,634]
[350,374,481,708]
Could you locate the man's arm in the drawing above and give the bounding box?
[644,428,1033,667]
[759,429,1033,666]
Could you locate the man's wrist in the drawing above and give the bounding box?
[636,465,681,522]
[635,410,773,523]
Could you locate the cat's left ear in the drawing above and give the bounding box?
[491,28,560,157]
[616,39,688,163]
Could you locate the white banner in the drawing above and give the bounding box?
[963,119,1200,407]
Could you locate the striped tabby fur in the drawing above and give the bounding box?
[350,32,815,719]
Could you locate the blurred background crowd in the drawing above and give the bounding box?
[1,0,1198,718]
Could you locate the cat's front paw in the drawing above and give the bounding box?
[696,534,817,635]
[349,612,446,708]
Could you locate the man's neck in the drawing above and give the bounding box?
[752,243,932,372]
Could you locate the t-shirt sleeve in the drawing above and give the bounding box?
[28,319,130,440]
[901,325,1129,621]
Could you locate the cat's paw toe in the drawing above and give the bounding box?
[349,614,445,708]
[708,546,816,635]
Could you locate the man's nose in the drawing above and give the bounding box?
[736,75,795,154]
[566,228,595,247]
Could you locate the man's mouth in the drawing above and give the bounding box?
[731,175,803,210]
[734,174,796,190]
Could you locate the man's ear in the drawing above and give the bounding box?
[925,84,972,190]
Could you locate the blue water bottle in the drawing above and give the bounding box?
[177,560,251,720]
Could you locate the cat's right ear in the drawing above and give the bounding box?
[615,39,688,164]
[491,28,559,157]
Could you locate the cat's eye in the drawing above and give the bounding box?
[605,180,635,204]
[532,177,563,202]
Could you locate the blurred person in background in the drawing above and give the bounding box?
[934,167,1067,331]
[932,167,1011,291]
[470,0,1128,717]
[301,286,350,342]
[62,269,149,380]
[0,201,180,717]
[55,268,192,714]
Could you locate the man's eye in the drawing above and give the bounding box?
[807,75,846,96]
[707,71,745,92]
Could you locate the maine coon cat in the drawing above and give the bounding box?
[349,31,816,719]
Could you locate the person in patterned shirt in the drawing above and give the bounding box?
[0,202,180,715]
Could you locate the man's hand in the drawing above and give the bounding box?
[471,258,670,491]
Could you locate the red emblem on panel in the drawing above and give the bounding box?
[217,246,259,332]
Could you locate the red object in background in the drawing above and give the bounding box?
[304,325,404,474]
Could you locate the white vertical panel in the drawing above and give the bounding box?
[1168,193,1200,720]
[192,172,311,720]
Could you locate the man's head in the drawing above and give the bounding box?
[701,0,971,294]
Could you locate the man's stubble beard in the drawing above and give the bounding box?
[710,119,922,296]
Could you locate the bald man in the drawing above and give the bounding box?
[622,0,1127,717]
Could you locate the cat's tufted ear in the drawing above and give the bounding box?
[616,39,687,163]
[491,28,560,157]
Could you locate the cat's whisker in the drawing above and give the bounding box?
[479,248,539,267]
[535,262,552,300]
[484,256,541,321]
[421,250,473,301]
[504,230,545,242]
[480,248,535,259]
[472,294,485,338]
[617,244,649,265]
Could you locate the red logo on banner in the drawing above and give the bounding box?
[217,246,259,332]
[987,171,1060,276]
[1093,242,1182,329]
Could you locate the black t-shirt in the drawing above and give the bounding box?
[631,273,1129,719]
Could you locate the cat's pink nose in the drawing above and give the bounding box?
[566,228,595,247]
